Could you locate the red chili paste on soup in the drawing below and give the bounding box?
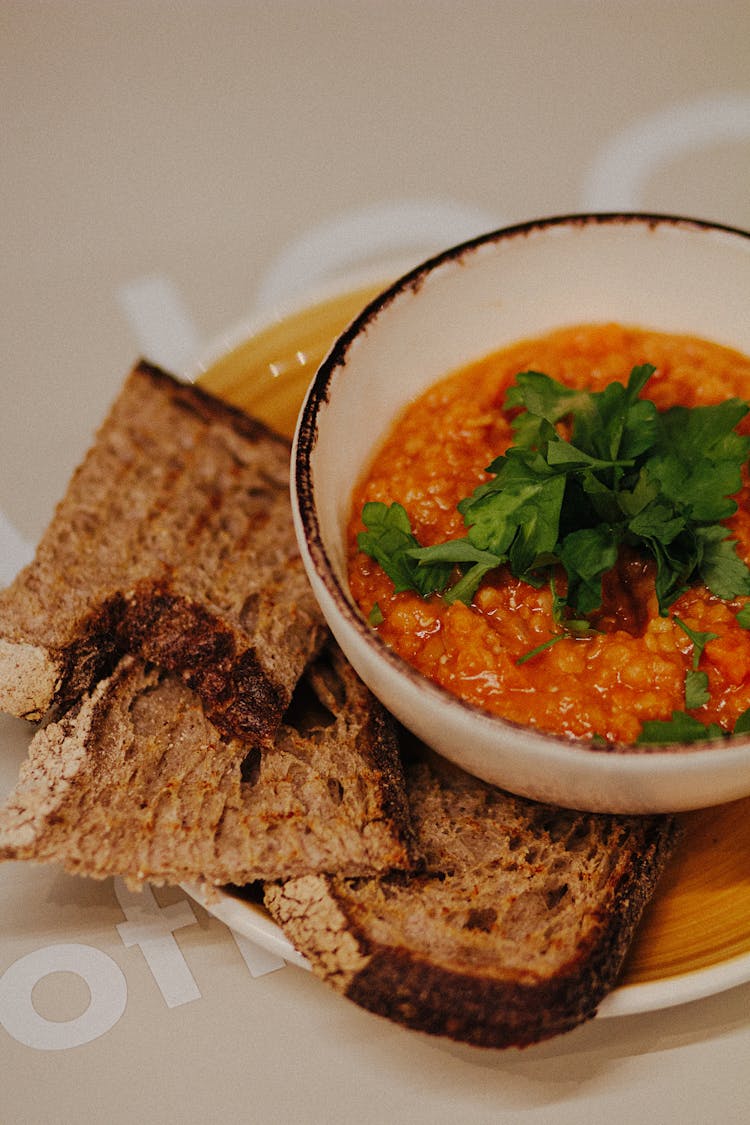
[347,323,750,745]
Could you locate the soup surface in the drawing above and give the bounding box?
[347,323,750,744]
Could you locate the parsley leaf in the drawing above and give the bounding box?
[734,707,750,734]
[695,525,750,600]
[684,670,711,709]
[504,371,584,447]
[368,602,384,626]
[570,363,659,463]
[357,502,453,597]
[673,616,719,668]
[557,524,621,615]
[638,711,725,744]
[648,399,750,522]
[638,704,750,743]
[458,452,565,574]
[671,615,718,711]
[515,633,567,665]
[408,539,503,605]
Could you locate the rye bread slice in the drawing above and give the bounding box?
[0,642,417,886]
[264,748,678,1049]
[0,361,326,740]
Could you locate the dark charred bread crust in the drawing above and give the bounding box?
[264,755,680,1049]
[133,359,283,446]
[342,819,676,1048]
[0,361,327,738]
[47,594,127,721]
[121,582,287,742]
[0,641,418,886]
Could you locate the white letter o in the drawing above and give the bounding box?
[0,943,127,1050]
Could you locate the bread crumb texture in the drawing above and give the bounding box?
[0,639,60,720]
[0,362,327,740]
[0,645,417,886]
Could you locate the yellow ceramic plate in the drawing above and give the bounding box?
[195,286,750,1018]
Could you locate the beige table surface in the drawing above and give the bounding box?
[2,3,749,1122]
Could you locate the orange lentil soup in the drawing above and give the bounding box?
[347,323,750,745]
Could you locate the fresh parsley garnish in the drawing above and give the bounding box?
[514,633,567,665]
[357,501,454,597]
[368,602,384,626]
[735,708,750,735]
[638,711,726,744]
[357,365,750,621]
[684,671,711,710]
[672,616,720,709]
[638,705,750,744]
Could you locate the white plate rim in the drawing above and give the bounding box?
[183,882,750,1020]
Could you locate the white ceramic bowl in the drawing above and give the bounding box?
[291,213,750,814]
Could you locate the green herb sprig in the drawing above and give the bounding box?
[357,365,750,621]
[638,707,750,744]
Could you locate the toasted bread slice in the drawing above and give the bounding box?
[0,361,326,740]
[0,643,417,886]
[265,748,678,1048]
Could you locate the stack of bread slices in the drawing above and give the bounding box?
[0,361,679,1049]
